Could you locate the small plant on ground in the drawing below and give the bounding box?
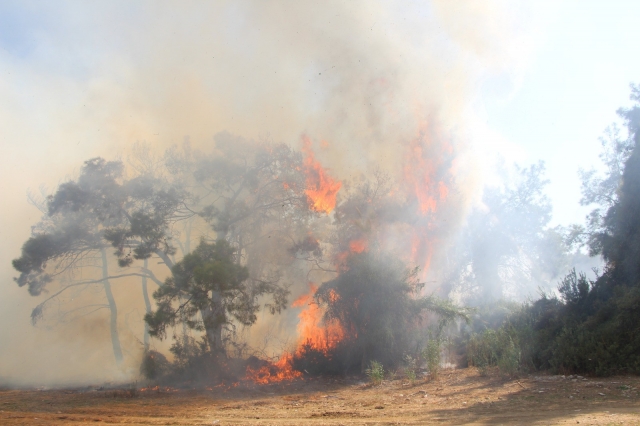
[423,338,441,379]
[366,360,384,385]
[404,354,418,383]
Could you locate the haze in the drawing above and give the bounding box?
[1,0,639,386]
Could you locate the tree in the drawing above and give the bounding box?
[157,134,319,354]
[13,157,189,364]
[569,85,640,255]
[445,162,567,303]
[487,86,640,375]
[145,239,287,355]
[596,118,640,285]
[299,252,468,373]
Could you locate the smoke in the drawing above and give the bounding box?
[0,1,545,386]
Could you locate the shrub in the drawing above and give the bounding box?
[403,354,418,383]
[365,360,384,385]
[467,329,521,377]
[140,350,170,380]
[422,338,441,378]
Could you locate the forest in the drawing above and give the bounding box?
[11,87,640,388]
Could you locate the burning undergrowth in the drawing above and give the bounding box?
[140,250,467,389]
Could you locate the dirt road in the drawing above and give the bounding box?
[1,368,639,425]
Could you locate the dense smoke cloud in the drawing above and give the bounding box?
[0,1,544,386]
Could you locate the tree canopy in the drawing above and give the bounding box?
[145,238,287,355]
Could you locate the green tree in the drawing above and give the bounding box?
[598,122,640,285]
[569,85,639,255]
[145,239,286,355]
[484,87,640,375]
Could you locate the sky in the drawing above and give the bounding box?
[0,0,639,385]
[479,0,640,225]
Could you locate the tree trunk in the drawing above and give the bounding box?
[201,304,225,356]
[141,258,151,351]
[101,248,124,365]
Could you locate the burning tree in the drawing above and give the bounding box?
[294,251,469,374]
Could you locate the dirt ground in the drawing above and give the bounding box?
[1,368,639,425]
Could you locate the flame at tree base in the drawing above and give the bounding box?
[243,284,346,384]
[244,353,303,385]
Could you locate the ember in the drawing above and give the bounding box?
[139,386,178,392]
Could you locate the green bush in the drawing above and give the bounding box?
[403,354,418,383]
[467,329,521,377]
[422,338,442,378]
[365,360,384,385]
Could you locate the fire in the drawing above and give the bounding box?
[244,352,302,385]
[399,121,455,284]
[403,125,451,214]
[348,238,367,253]
[244,284,345,385]
[243,124,456,385]
[139,385,178,392]
[292,284,344,355]
[302,136,342,214]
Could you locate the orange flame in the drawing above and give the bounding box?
[292,283,344,355]
[403,125,450,214]
[302,136,342,214]
[348,238,367,253]
[244,352,302,385]
[243,284,345,385]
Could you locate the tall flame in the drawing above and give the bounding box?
[244,283,345,385]
[404,124,451,214]
[292,283,344,355]
[401,122,454,282]
[302,136,342,214]
[244,123,456,385]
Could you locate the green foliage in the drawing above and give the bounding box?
[422,338,442,378]
[527,91,640,375]
[145,238,287,355]
[467,329,520,377]
[13,157,187,295]
[466,267,640,376]
[169,335,209,372]
[461,87,640,377]
[365,360,384,385]
[403,354,418,383]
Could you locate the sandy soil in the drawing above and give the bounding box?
[1,368,639,425]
